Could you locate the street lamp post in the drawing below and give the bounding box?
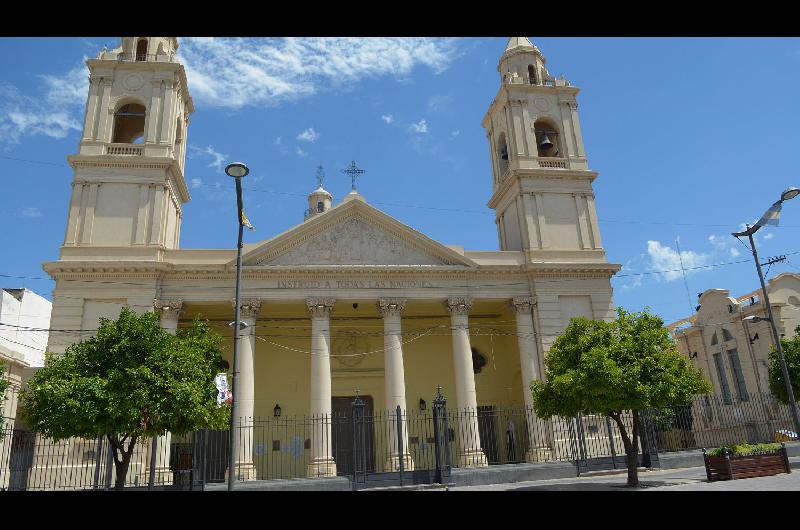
[225,161,249,491]
[733,186,800,436]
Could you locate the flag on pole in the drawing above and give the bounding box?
[241,210,255,231]
[753,200,782,230]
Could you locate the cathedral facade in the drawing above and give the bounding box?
[43,37,620,481]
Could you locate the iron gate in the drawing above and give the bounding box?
[350,387,451,490]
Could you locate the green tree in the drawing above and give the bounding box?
[768,325,800,404]
[21,308,229,489]
[531,307,710,486]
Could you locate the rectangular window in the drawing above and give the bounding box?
[727,348,749,402]
[713,353,732,405]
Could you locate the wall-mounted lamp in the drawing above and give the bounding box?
[273,403,282,417]
[419,398,426,411]
[689,352,698,359]
[750,333,760,344]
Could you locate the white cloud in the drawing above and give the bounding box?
[191,178,203,189]
[381,114,394,124]
[764,232,774,240]
[179,37,459,109]
[189,145,228,172]
[450,130,460,138]
[18,207,42,218]
[646,240,711,282]
[0,63,88,143]
[296,128,319,142]
[409,119,428,134]
[274,136,282,145]
[729,247,741,257]
[296,146,308,157]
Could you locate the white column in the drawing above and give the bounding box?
[378,298,413,471]
[306,298,337,478]
[149,299,183,485]
[232,299,260,481]
[445,298,488,468]
[510,297,552,462]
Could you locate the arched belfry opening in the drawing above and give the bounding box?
[136,38,148,61]
[527,65,538,85]
[533,119,560,158]
[112,103,146,144]
[496,132,509,177]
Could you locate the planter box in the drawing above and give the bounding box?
[703,444,791,481]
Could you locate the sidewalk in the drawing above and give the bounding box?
[446,456,800,491]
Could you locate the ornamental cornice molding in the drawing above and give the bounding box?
[487,169,598,209]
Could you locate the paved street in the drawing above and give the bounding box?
[447,465,800,491]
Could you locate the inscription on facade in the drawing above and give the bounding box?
[276,279,434,289]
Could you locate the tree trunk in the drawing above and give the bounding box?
[610,411,639,487]
[108,434,138,490]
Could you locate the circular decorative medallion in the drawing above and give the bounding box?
[123,73,144,91]
[534,98,551,111]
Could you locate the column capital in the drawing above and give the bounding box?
[445,297,473,316]
[378,298,407,318]
[233,299,262,319]
[510,296,537,314]
[153,299,183,319]
[306,297,335,318]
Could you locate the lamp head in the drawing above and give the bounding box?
[781,187,800,202]
[743,315,770,324]
[225,162,249,178]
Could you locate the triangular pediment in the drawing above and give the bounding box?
[240,198,475,267]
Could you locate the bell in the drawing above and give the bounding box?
[539,134,554,150]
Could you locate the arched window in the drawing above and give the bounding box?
[710,332,718,346]
[533,119,560,157]
[317,201,324,213]
[496,132,509,177]
[722,328,734,342]
[136,39,148,61]
[528,65,538,85]
[112,103,146,144]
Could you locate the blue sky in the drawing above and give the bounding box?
[2,37,800,325]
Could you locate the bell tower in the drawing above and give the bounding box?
[61,36,193,260]
[483,37,606,263]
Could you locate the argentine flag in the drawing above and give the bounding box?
[753,200,782,230]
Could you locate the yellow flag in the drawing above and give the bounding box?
[241,210,255,231]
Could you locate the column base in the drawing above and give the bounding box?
[384,453,415,472]
[142,467,174,486]
[307,458,337,478]
[525,446,553,463]
[225,463,257,482]
[458,449,488,468]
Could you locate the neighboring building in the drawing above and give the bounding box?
[41,37,620,482]
[0,288,51,369]
[668,273,800,403]
[1,288,51,489]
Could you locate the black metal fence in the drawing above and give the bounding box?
[647,392,797,453]
[1,391,797,491]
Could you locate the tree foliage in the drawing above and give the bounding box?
[531,307,710,486]
[21,308,229,488]
[768,325,800,404]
